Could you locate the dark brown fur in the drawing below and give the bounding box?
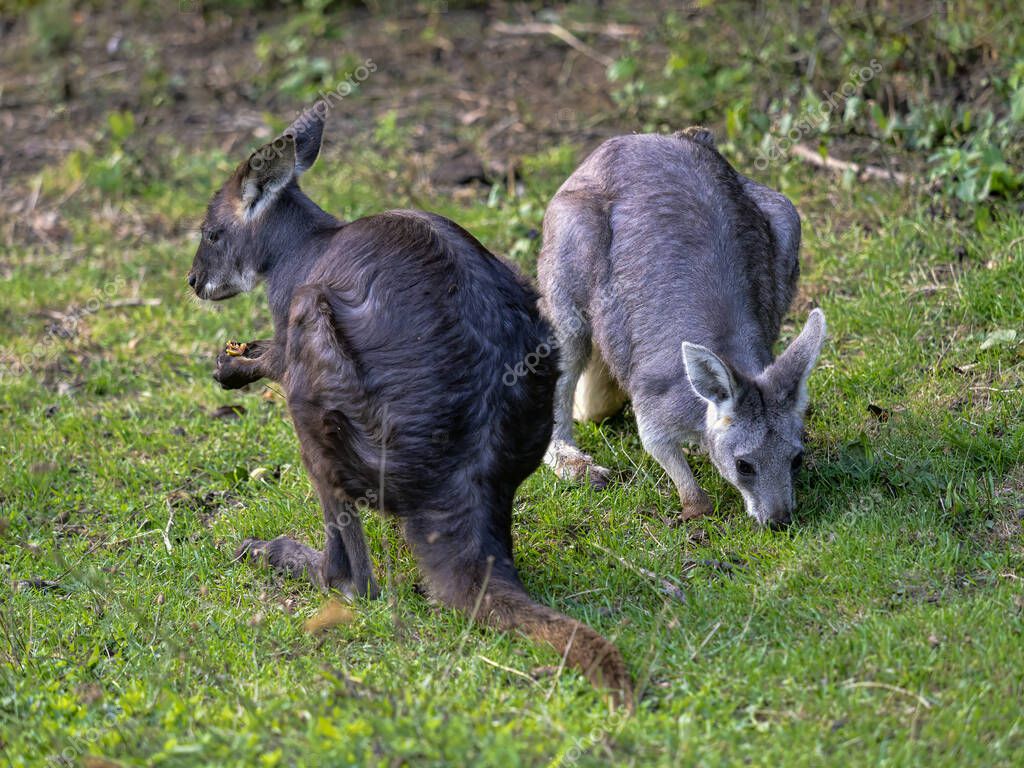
[187,105,633,707]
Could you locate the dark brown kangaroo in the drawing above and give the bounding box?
[186,104,633,707]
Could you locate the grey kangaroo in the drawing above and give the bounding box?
[186,105,632,706]
[539,128,826,527]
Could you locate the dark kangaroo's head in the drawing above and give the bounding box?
[187,104,327,301]
[682,309,827,528]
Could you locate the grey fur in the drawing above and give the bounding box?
[538,131,826,527]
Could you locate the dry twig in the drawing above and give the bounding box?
[491,21,615,67]
[791,144,911,185]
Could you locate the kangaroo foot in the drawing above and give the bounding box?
[236,536,362,597]
[236,536,324,587]
[544,440,612,489]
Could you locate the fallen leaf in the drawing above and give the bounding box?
[210,404,246,420]
[83,757,123,768]
[76,682,104,705]
[980,328,1017,350]
[249,466,271,481]
[867,403,891,422]
[303,598,355,634]
[14,578,65,592]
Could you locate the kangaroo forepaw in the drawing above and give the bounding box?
[213,351,261,390]
[544,440,612,489]
[213,338,275,389]
[235,536,323,586]
[237,339,271,359]
[676,490,713,522]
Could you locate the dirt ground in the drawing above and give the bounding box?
[0,3,665,199]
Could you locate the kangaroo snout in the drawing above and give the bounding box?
[187,271,198,289]
[745,494,795,529]
[767,508,793,530]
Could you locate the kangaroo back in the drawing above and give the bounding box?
[281,211,634,706]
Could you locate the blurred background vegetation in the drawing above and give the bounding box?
[1,0,1021,229]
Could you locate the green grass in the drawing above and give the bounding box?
[3,3,1024,766]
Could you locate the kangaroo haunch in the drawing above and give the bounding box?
[539,128,826,527]
[187,105,633,706]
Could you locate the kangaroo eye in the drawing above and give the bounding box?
[735,459,756,478]
[791,452,804,472]
[205,229,221,244]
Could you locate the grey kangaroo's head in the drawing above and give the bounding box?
[682,309,827,527]
[187,104,326,301]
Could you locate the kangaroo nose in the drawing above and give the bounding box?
[768,510,792,530]
[187,272,198,289]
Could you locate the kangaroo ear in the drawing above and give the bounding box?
[240,134,297,216]
[682,342,739,412]
[762,308,827,413]
[284,101,326,174]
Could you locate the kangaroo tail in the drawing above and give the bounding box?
[287,288,634,705]
[471,575,635,710]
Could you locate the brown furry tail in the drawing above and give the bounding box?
[476,578,634,710]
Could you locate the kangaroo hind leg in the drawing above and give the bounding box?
[538,193,615,489]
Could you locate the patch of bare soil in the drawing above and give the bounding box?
[0,4,659,207]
